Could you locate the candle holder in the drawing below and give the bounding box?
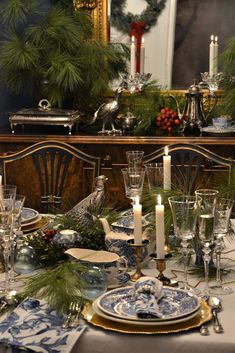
[127,239,149,282]
[150,255,178,287]
[200,72,223,92]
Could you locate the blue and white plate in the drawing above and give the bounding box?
[21,208,39,224]
[96,286,200,322]
[108,272,131,289]
[111,211,150,232]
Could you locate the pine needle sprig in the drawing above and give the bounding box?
[16,261,91,314]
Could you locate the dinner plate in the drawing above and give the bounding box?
[202,126,235,136]
[111,213,150,230]
[96,286,200,322]
[92,301,200,327]
[21,208,39,224]
[21,214,42,227]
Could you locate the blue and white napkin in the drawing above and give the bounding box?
[134,277,164,319]
[0,298,86,353]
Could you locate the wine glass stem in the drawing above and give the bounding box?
[3,250,10,294]
[203,252,210,296]
[215,249,222,287]
[182,242,189,289]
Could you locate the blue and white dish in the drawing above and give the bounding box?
[111,211,150,233]
[96,286,200,322]
[108,272,131,289]
[202,126,235,136]
[21,208,39,224]
[92,300,201,327]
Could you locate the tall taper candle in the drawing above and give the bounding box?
[133,196,142,244]
[130,36,136,78]
[155,194,165,259]
[214,35,218,75]
[163,146,171,190]
[0,175,3,210]
[209,34,215,77]
[140,37,145,75]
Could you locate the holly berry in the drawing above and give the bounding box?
[155,107,181,133]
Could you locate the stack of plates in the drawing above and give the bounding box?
[202,126,235,136]
[21,208,47,232]
[83,286,212,334]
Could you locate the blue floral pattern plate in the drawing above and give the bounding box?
[111,211,150,231]
[96,286,200,322]
[21,208,39,224]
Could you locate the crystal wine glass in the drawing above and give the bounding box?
[121,167,146,205]
[0,185,17,295]
[168,195,201,293]
[210,197,234,295]
[145,163,163,191]
[10,194,26,284]
[126,150,144,170]
[195,188,219,296]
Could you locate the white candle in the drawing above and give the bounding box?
[0,175,3,211]
[133,195,142,244]
[214,35,218,75]
[130,36,136,78]
[155,194,165,259]
[209,34,215,77]
[163,146,171,190]
[140,37,145,75]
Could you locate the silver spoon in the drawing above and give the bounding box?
[200,324,210,336]
[209,296,223,333]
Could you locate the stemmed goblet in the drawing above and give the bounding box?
[0,185,17,295]
[195,189,219,296]
[121,167,146,205]
[126,150,144,170]
[168,195,201,293]
[145,163,164,191]
[210,197,234,295]
[10,194,26,284]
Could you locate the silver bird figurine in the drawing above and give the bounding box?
[92,86,124,135]
[66,175,108,228]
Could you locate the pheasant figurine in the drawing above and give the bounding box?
[92,86,124,135]
[66,175,108,228]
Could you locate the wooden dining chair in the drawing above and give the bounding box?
[0,140,101,213]
[143,143,235,194]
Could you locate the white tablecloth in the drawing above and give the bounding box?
[0,234,235,353]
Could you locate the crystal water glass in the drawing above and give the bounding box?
[168,195,201,293]
[10,194,26,284]
[195,188,219,296]
[126,150,144,170]
[0,185,17,295]
[145,163,163,191]
[210,198,234,295]
[121,167,146,204]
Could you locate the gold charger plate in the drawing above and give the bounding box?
[22,216,49,233]
[82,301,212,334]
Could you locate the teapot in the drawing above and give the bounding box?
[170,82,218,133]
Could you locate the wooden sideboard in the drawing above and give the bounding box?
[0,133,234,209]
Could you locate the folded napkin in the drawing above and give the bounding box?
[134,277,164,319]
[0,298,86,353]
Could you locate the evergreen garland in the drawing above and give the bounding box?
[111,0,166,34]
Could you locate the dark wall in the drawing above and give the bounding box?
[0,0,50,128]
[172,0,235,88]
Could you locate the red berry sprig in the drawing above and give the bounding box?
[155,107,181,133]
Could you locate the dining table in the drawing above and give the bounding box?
[0,221,234,353]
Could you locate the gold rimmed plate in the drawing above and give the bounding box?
[83,301,212,334]
[22,216,49,233]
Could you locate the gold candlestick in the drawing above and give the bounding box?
[128,239,149,282]
[156,258,178,287]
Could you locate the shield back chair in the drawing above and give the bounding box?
[0,140,101,213]
[143,143,235,194]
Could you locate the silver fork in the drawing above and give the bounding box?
[69,301,83,328]
[62,302,77,329]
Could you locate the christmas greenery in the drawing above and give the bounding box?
[218,36,235,118]
[0,0,128,110]
[111,0,166,34]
